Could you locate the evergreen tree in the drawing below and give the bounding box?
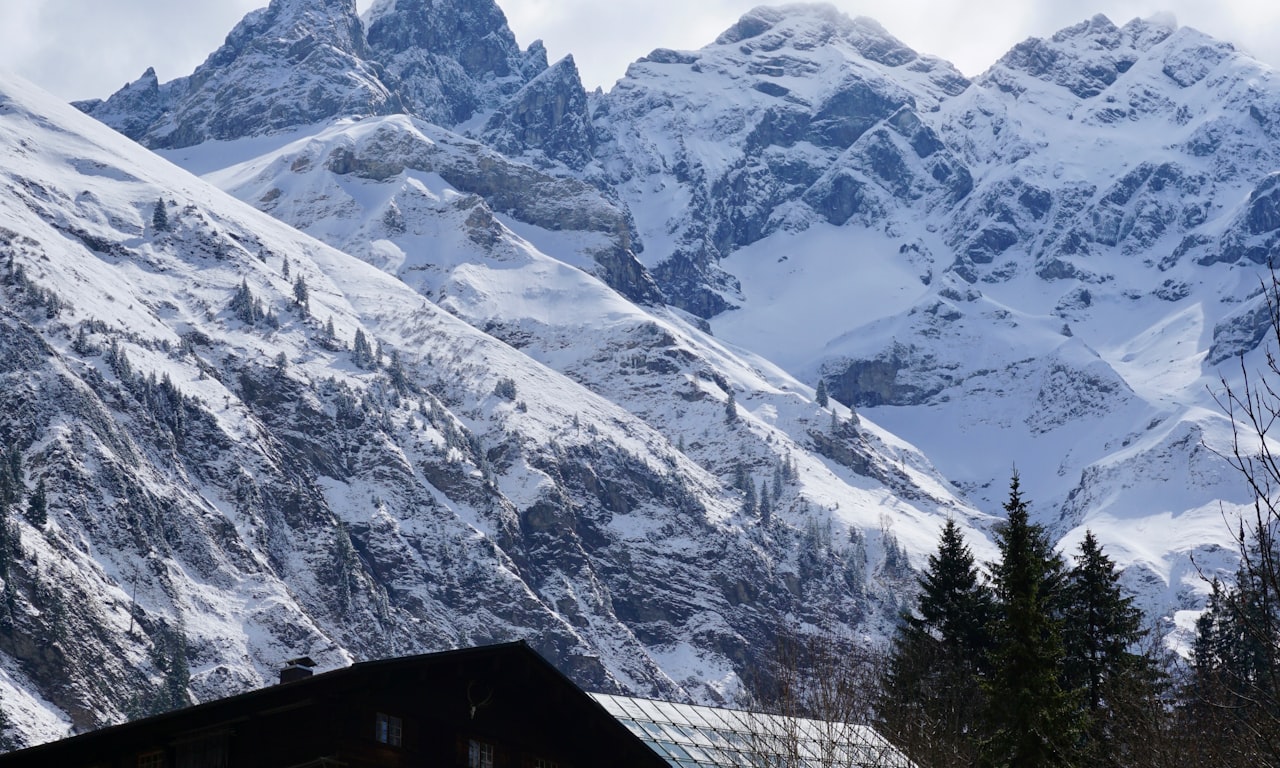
[292,275,309,314]
[108,339,133,382]
[920,519,997,657]
[1062,530,1159,768]
[230,278,264,325]
[24,477,47,528]
[982,473,1079,768]
[725,389,738,424]
[758,480,771,524]
[815,378,829,408]
[352,328,373,368]
[1183,530,1280,765]
[880,518,994,768]
[144,620,192,716]
[733,461,749,494]
[493,377,518,401]
[151,198,169,233]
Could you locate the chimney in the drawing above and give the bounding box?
[279,656,318,684]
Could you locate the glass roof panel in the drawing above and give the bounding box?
[587,693,914,768]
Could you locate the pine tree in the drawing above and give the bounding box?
[151,198,169,233]
[292,275,309,314]
[353,328,373,368]
[24,477,47,528]
[880,518,994,768]
[230,278,264,325]
[1062,530,1158,768]
[815,378,829,408]
[982,473,1079,768]
[725,389,738,424]
[1183,531,1280,766]
[758,480,771,524]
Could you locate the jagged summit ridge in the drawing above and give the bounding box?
[77,0,399,148]
[717,4,935,70]
[77,0,556,148]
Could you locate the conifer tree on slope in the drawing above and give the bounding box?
[880,518,994,768]
[1184,528,1280,766]
[983,472,1079,768]
[1061,530,1160,768]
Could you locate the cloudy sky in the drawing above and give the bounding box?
[2,0,1277,102]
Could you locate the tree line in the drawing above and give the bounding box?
[751,469,1278,768]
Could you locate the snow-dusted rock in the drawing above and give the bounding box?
[80,0,399,148]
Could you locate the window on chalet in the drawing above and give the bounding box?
[531,758,559,768]
[137,750,165,768]
[468,739,495,768]
[375,712,403,747]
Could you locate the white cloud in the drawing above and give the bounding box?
[1,0,1276,101]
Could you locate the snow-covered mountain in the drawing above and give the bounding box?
[3,0,1277,749]
[585,8,1273,608]
[0,48,975,747]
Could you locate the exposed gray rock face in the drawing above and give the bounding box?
[71,67,165,141]
[1208,294,1275,365]
[80,0,400,148]
[365,0,545,125]
[1208,173,1280,267]
[483,56,596,170]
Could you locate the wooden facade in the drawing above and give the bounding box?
[0,642,669,768]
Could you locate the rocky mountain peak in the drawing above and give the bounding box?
[715,4,931,70]
[981,13,1178,99]
[79,0,399,148]
[483,55,595,170]
[365,0,543,125]
[366,0,516,71]
[229,0,369,54]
